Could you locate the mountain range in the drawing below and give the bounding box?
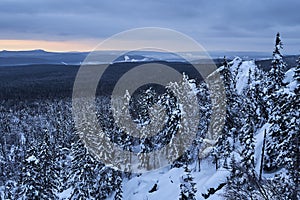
[1,49,296,66]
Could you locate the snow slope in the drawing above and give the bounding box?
[120,57,298,200]
[230,57,257,95]
[121,161,229,200]
[283,67,297,92]
[121,123,273,200]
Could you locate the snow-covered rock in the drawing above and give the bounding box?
[230,57,257,94]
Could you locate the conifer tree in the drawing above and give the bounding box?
[294,57,300,94]
[213,56,243,168]
[114,173,123,200]
[267,32,286,95]
[294,57,300,82]
[225,154,244,198]
[0,143,5,186]
[225,154,258,199]
[252,68,268,125]
[239,116,255,170]
[179,164,197,200]
[38,131,59,199]
[20,145,45,199]
[68,136,97,199]
[265,90,299,197]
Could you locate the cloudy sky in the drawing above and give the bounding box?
[0,0,299,53]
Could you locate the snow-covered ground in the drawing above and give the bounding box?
[120,123,273,200]
[121,160,229,200]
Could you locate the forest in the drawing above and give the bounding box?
[0,33,299,199]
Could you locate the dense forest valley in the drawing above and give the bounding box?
[0,33,299,199]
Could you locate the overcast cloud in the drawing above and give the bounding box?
[0,0,299,53]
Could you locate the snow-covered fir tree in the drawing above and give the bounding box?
[38,131,60,199]
[294,57,300,80]
[265,91,299,198]
[239,116,255,170]
[267,32,286,97]
[179,164,197,200]
[113,172,123,200]
[252,67,269,125]
[68,136,99,199]
[212,57,243,169]
[18,146,41,199]
[294,57,300,94]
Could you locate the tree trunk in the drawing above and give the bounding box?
[215,155,218,170]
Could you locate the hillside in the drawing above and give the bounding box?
[0,52,299,199]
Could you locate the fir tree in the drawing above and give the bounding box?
[265,91,299,200]
[165,74,200,167]
[222,56,231,88]
[267,32,286,95]
[213,57,243,168]
[239,116,255,170]
[179,164,197,200]
[0,142,5,186]
[294,57,300,82]
[19,145,44,199]
[68,137,97,199]
[252,67,269,124]
[225,154,245,198]
[137,88,158,170]
[243,68,262,129]
[113,173,123,200]
[38,131,59,199]
[294,57,300,94]
[225,154,259,199]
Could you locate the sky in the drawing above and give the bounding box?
[0,0,299,54]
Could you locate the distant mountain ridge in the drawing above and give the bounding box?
[0,49,298,68]
[0,50,89,66]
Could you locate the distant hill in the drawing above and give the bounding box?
[0,50,88,66]
[0,50,298,71]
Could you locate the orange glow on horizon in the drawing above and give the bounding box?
[0,38,206,52]
[0,39,97,52]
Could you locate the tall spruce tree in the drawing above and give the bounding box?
[265,91,299,199]
[179,164,197,200]
[213,56,243,168]
[267,32,286,95]
[294,57,300,81]
[239,116,255,170]
[19,144,46,199]
[113,173,123,200]
[225,154,246,199]
[252,67,269,125]
[38,131,59,199]
[68,136,97,199]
